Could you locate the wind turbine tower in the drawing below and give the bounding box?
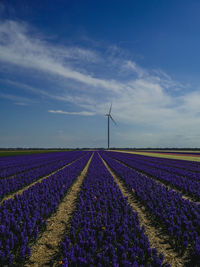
[105,103,116,149]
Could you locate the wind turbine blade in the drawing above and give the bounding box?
[110,115,117,125]
[109,103,112,115]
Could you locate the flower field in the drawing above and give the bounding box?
[1,150,200,266]
[0,151,87,201]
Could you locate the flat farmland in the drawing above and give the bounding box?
[114,150,200,162]
[0,150,71,157]
[1,150,200,266]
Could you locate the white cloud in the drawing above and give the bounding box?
[122,60,147,78]
[0,92,32,104]
[48,110,96,116]
[15,102,29,106]
[180,91,200,115]
[0,20,121,93]
[1,19,200,146]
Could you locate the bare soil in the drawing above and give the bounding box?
[113,150,200,162]
[114,157,200,204]
[24,153,93,267]
[0,155,85,205]
[99,153,186,267]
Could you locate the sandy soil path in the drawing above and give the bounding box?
[99,153,186,267]
[0,155,86,205]
[25,153,94,267]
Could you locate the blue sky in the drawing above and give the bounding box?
[1,0,200,148]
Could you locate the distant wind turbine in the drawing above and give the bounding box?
[105,103,116,149]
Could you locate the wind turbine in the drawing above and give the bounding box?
[105,103,116,149]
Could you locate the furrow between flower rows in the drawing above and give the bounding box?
[99,153,183,267]
[100,152,200,265]
[25,153,94,267]
[1,156,72,179]
[0,151,88,201]
[117,153,200,181]
[0,151,76,178]
[59,152,167,267]
[116,151,200,173]
[0,152,92,266]
[112,155,193,204]
[106,151,200,200]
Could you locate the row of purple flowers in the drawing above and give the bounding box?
[100,151,200,264]
[0,151,84,178]
[60,152,166,267]
[0,151,87,201]
[121,152,200,174]
[105,151,200,200]
[0,152,92,266]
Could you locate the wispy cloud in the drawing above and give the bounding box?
[122,60,147,78]
[48,110,96,116]
[0,20,121,92]
[0,92,32,104]
[1,19,200,146]
[15,102,29,106]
